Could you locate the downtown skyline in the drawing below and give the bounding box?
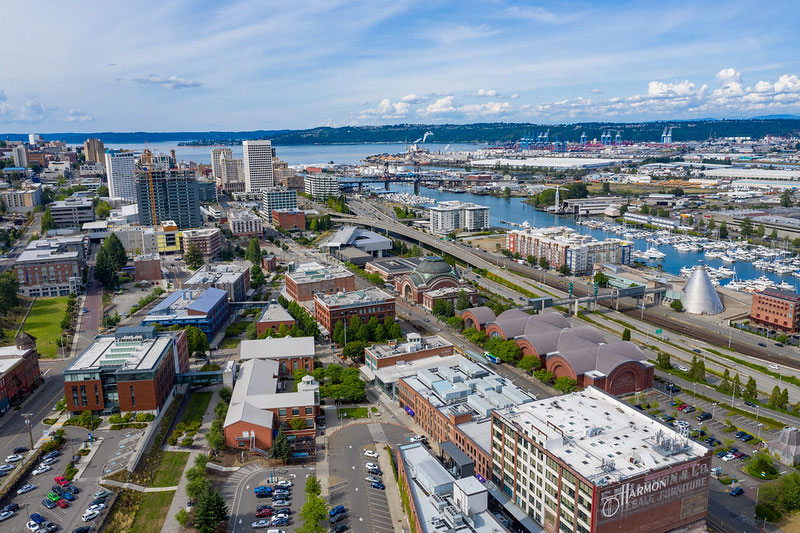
[1,0,799,131]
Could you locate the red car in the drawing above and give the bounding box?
[677,404,688,411]
[256,508,273,518]
[54,476,68,486]
[56,499,69,509]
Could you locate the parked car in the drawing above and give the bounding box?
[363,450,378,458]
[696,412,712,421]
[272,500,290,509]
[768,363,780,370]
[329,505,346,517]
[365,476,381,483]
[271,517,289,526]
[0,510,14,522]
[41,500,56,510]
[72,528,92,533]
[332,525,348,533]
[42,451,59,460]
[256,508,273,518]
[665,384,681,393]
[89,498,107,507]
[722,454,737,462]
[61,491,75,502]
[87,503,105,512]
[775,343,784,347]
[730,487,744,497]
[56,500,69,509]
[17,484,36,495]
[251,519,271,528]
[330,512,347,524]
[26,520,40,531]
[13,447,29,454]
[6,454,23,463]
[683,406,696,414]
[371,482,385,490]
[54,476,68,486]
[275,480,292,488]
[740,434,754,442]
[2,503,19,513]
[365,462,379,470]
[0,464,16,472]
[30,514,46,525]
[65,484,81,494]
[677,365,689,372]
[82,510,99,521]
[32,465,51,476]
[47,492,61,502]
[93,490,111,499]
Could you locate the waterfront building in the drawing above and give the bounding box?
[285,261,355,302]
[623,212,679,229]
[83,138,105,165]
[181,227,222,260]
[314,287,395,334]
[243,140,274,192]
[490,387,710,532]
[254,301,296,337]
[428,200,489,234]
[135,169,201,229]
[561,196,625,216]
[506,227,632,275]
[261,187,297,224]
[272,208,306,230]
[0,184,42,212]
[184,262,251,301]
[750,288,800,333]
[0,335,43,413]
[142,287,230,338]
[63,326,188,414]
[210,147,232,184]
[304,172,339,200]
[239,336,314,376]
[105,149,137,202]
[49,197,95,228]
[15,235,85,297]
[364,333,453,372]
[228,209,263,237]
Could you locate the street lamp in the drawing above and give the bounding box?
[712,403,717,420]
[757,423,763,440]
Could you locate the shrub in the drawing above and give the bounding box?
[42,418,58,426]
[135,413,155,422]
[181,437,194,447]
[218,387,232,403]
[167,435,178,446]
[175,508,190,527]
[109,414,125,424]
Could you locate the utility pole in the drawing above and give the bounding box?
[22,413,34,450]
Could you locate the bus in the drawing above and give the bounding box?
[484,351,501,364]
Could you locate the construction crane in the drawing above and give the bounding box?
[140,148,158,226]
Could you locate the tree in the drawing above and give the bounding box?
[184,244,204,270]
[432,299,455,318]
[456,290,472,311]
[593,272,609,287]
[707,218,715,231]
[186,326,210,357]
[621,328,631,341]
[756,223,766,237]
[689,356,705,382]
[503,186,511,197]
[538,257,549,270]
[93,247,118,289]
[96,185,109,197]
[656,352,671,369]
[771,228,779,240]
[95,201,111,219]
[554,377,578,393]
[250,264,266,288]
[739,217,753,237]
[342,341,367,361]
[40,206,56,233]
[743,376,757,401]
[245,237,261,264]
[781,190,793,208]
[557,264,571,276]
[718,221,728,239]
[298,492,328,533]
[640,204,650,215]
[289,417,307,430]
[733,373,742,398]
[601,182,610,194]
[105,233,128,270]
[517,355,541,373]
[0,198,6,214]
[719,369,731,392]
[305,474,322,496]
[670,299,684,312]
[193,487,229,533]
[271,429,291,462]
[0,271,20,315]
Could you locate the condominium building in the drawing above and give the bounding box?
[184,262,251,301]
[79,163,105,177]
[228,209,263,237]
[0,185,42,212]
[428,201,490,234]
[273,157,303,190]
[261,187,297,224]
[506,227,632,274]
[105,149,137,202]
[49,197,95,228]
[135,169,201,229]
[210,147,232,184]
[750,288,800,333]
[12,144,27,168]
[142,287,230,338]
[15,236,86,297]
[314,287,395,334]
[83,138,105,165]
[285,261,355,302]
[63,326,189,414]
[243,140,274,192]
[490,387,710,532]
[181,227,223,260]
[304,172,339,200]
[219,155,245,192]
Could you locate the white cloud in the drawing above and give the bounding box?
[459,101,513,117]
[471,89,518,99]
[419,96,456,116]
[65,109,95,122]
[18,99,45,122]
[716,68,741,84]
[474,89,497,97]
[133,74,201,90]
[400,94,424,103]
[506,6,559,23]
[359,98,410,119]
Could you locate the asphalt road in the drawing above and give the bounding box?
[327,423,411,533]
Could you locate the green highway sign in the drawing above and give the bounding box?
[655,329,663,334]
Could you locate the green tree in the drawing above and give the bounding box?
[96,185,109,197]
[305,474,322,496]
[733,373,742,398]
[104,233,128,270]
[593,272,609,287]
[622,328,631,341]
[538,257,549,269]
[342,341,367,361]
[739,217,753,237]
[769,385,782,408]
[186,326,210,357]
[656,352,671,369]
[718,221,728,239]
[93,246,118,289]
[771,228,779,240]
[193,487,229,533]
[743,376,757,401]
[756,223,766,237]
[0,198,6,214]
[640,204,650,215]
[432,299,455,318]
[271,429,291,462]
[557,264,571,276]
[245,237,261,264]
[289,417,307,430]
[0,271,20,315]
[95,201,111,219]
[517,355,541,373]
[719,368,731,392]
[184,243,204,270]
[298,492,328,533]
[554,377,578,393]
[40,206,56,233]
[503,186,511,197]
[670,299,684,312]
[601,182,611,194]
[250,264,266,288]
[455,290,472,311]
[707,218,715,231]
[175,508,190,527]
[781,189,793,208]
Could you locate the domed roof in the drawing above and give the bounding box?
[496,309,528,321]
[682,265,723,315]
[408,256,458,286]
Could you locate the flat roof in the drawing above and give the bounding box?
[367,335,451,360]
[148,288,226,318]
[366,354,464,385]
[239,336,315,360]
[184,262,249,286]
[472,157,630,169]
[316,287,392,308]
[257,302,294,323]
[66,330,173,373]
[288,261,353,284]
[366,257,421,274]
[494,387,708,485]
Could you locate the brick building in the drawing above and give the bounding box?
[272,208,306,230]
[364,333,453,371]
[0,334,43,413]
[285,261,355,302]
[364,257,421,281]
[750,288,800,333]
[223,358,319,453]
[394,256,474,309]
[262,254,277,272]
[254,301,296,337]
[63,326,188,414]
[239,336,315,376]
[314,287,395,335]
[181,227,223,260]
[133,254,162,281]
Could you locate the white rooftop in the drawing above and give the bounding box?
[288,261,352,283]
[239,336,315,361]
[472,157,630,169]
[185,262,250,286]
[256,301,295,324]
[494,387,708,485]
[67,332,173,373]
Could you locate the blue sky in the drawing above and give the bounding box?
[1,0,799,131]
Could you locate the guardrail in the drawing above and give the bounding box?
[0,446,45,502]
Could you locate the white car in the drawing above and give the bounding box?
[0,464,15,472]
[88,503,106,512]
[409,435,427,443]
[5,454,23,463]
[677,365,689,372]
[40,457,57,466]
[275,480,292,488]
[17,483,36,495]
[722,454,736,462]
[768,364,780,370]
[32,465,51,476]
[363,450,378,458]
[365,462,379,470]
[0,510,14,521]
[272,500,290,508]
[26,521,40,532]
[252,519,271,528]
[82,510,99,521]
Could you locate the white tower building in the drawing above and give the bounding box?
[243,140,274,192]
[104,150,137,202]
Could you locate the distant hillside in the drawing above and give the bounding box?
[5,118,800,145]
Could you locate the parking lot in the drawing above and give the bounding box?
[328,422,413,533]
[223,463,315,533]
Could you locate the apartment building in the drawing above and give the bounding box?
[219,156,245,192]
[364,333,453,372]
[63,326,189,414]
[83,138,105,165]
[243,140,274,192]
[304,172,339,200]
[210,147,232,185]
[261,188,297,224]
[314,287,395,334]
[274,157,303,190]
[285,261,355,302]
[272,208,306,230]
[428,201,489,234]
[228,209,263,237]
[105,149,137,202]
[0,185,42,212]
[181,227,223,260]
[49,197,95,228]
[136,169,201,229]
[0,335,43,413]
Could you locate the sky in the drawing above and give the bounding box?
[1,0,799,132]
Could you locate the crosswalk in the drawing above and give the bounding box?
[221,463,263,502]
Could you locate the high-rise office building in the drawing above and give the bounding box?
[243,140,274,192]
[83,138,106,165]
[105,150,137,202]
[210,148,232,185]
[136,169,201,229]
[12,145,27,168]
[220,155,245,193]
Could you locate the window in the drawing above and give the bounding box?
[80,386,87,407]
[71,386,79,407]
[94,385,100,406]
[130,385,135,408]
[292,408,299,416]
[305,407,313,415]
[279,409,286,417]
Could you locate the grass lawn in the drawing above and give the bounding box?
[21,297,69,358]
[339,407,369,419]
[152,451,190,488]
[129,490,176,533]
[183,392,213,425]
[219,338,241,349]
